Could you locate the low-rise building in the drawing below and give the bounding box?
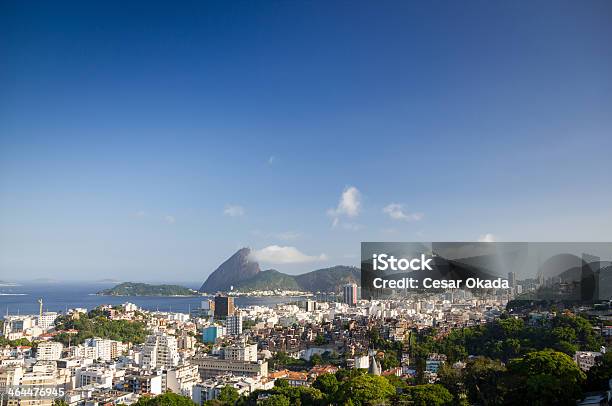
[191,355,268,379]
[574,351,603,371]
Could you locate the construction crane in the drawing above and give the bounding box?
[38,298,43,319]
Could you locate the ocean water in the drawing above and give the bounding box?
[0,282,309,315]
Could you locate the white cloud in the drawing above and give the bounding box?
[268,156,276,165]
[164,215,176,224]
[250,245,327,264]
[478,233,497,242]
[383,203,423,221]
[328,186,361,228]
[224,205,245,217]
[332,186,361,217]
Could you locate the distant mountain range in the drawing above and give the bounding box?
[200,248,360,293]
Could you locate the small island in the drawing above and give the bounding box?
[97,282,200,297]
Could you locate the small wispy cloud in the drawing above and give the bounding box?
[135,210,146,217]
[328,186,361,228]
[341,222,363,231]
[249,245,327,264]
[383,203,423,222]
[268,156,276,165]
[275,231,301,241]
[224,204,245,217]
[164,215,176,225]
[478,233,497,242]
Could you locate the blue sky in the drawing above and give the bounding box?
[1,1,611,282]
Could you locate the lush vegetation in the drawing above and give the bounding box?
[132,393,196,406]
[585,350,612,392]
[368,328,403,370]
[436,350,586,406]
[422,313,602,363]
[268,350,343,370]
[234,270,301,292]
[204,371,452,406]
[0,336,33,347]
[98,282,198,296]
[53,309,149,345]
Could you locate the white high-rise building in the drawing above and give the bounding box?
[142,332,179,370]
[36,312,59,330]
[37,341,63,360]
[84,337,113,361]
[164,363,200,396]
[68,344,97,360]
[226,313,243,336]
[343,283,358,306]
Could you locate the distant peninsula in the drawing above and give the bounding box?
[98,282,199,297]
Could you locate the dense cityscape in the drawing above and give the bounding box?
[2,1,611,405]
[2,276,612,406]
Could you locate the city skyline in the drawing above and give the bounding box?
[2,1,612,281]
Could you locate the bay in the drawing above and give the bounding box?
[0,282,310,315]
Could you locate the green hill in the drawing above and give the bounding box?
[98,282,199,296]
[294,265,360,292]
[231,266,360,293]
[234,269,301,291]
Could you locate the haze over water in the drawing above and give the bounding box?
[0,282,308,315]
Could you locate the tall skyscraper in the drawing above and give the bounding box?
[343,283,358,306]
[214,295,235,319]
[508,272,516,288]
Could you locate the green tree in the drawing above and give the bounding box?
[463,357,506,406]
[133,392,197,406]
[314,334,327,345]
[313,373,339,399]
[273,386,323,405]
[336,374,395,406]
[261,394,290,406]
[310,353,323,366]
[274,379,289,388]
[379,351,399,371]
[384,374,408,391]
[217,386,239,405]
[404,384,453,406]
[437,363,464,404]
[506,350,586,406]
